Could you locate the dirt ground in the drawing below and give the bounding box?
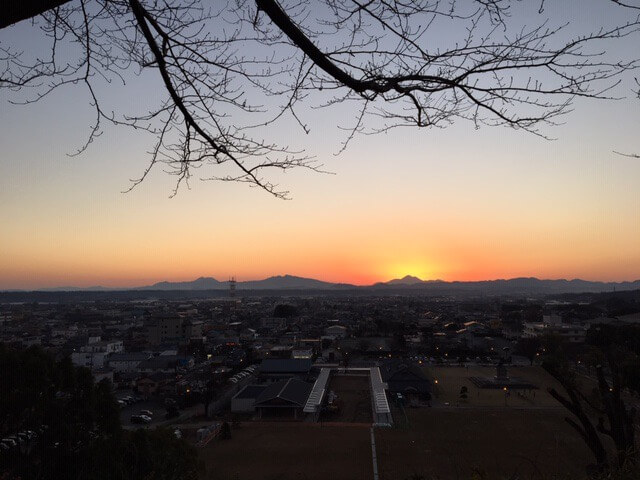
[320,374,372,423]
[198,367,615,480]
[424,366,570,407]
[200,423,372,480]
[376,408,595,480]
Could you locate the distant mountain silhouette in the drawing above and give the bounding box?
[140,276,223,290]
[4,275,640,295]
[137,274,353,290]
[384,275,427,285]
[240,274,353,290]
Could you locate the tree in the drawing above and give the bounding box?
[459,386,468,400]
[0,345,203,480]
[1,1,639,197]
[219,421,232,440]
[543,324,639,472]
[544,357,609,471]
[515,337,542,366]
[202,378,216,418]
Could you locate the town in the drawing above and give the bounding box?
[2,287,639,479]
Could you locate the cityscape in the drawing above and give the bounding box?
[2,1,640,479]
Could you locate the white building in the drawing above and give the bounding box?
[71,351,108,369]
[522,321,587,343]
[108,352,151,373]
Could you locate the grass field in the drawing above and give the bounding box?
[376,408,594,480]
[320,374,372,423]
[200,424,372,480]
[198,366,614,480]
[424,366,569,408]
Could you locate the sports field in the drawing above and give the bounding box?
[320,374,372,423]
[424,366,571,407]
[200,423,372,480]
[199,367,608,480]
[376,408,594,480]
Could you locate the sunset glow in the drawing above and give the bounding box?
[1,0,639,291]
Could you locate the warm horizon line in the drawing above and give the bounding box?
[3,273,640,291]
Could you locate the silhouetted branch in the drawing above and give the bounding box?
[1,0,640,196]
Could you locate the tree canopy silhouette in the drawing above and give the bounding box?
[0,345,202,480]
[2,0,639,197]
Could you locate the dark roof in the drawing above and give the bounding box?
[138,356,179,370]
[260,359,312,374]
[380,359,432,395]
[109,352,150,362]
[234,385,268,400]
[254,379,312,407]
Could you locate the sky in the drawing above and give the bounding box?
[1,1,639,289]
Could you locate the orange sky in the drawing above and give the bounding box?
[1,13,639,290]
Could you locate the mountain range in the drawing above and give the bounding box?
[6,274,640,295]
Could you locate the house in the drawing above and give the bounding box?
[146,316,202,345]
[380,359,432,405]
[92,368,114,384]
[253,378,312,419]
[269,345,293,358]
[292,348,313,360]
[71,351,108,369]
[324,325,347,339]
[135,372,174,396]
[137,355,194,374]
[259,358,312,382]
[108,352,151,372]
[231,385,268,413]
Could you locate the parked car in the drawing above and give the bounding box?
[132,415,152,424]
[165,408,180,420]
[1,438,17,449]
[130,415,149,424]
[139,410,153,417]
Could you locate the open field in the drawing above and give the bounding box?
[376,408,595,480]
[424,366,569,407]
[198,367,628,480]
[320,374,372,423]
[200,423,372,480]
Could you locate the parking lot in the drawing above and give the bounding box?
[117,393,172,428]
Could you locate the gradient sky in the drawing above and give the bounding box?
[1,1,639,289]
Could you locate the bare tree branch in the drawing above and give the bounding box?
[1,0,639,196]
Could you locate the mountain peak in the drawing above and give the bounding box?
[386,275,424,285]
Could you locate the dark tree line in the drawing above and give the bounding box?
[543,324,640,473]
[1,1,639,196]
[0,345,202,480]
